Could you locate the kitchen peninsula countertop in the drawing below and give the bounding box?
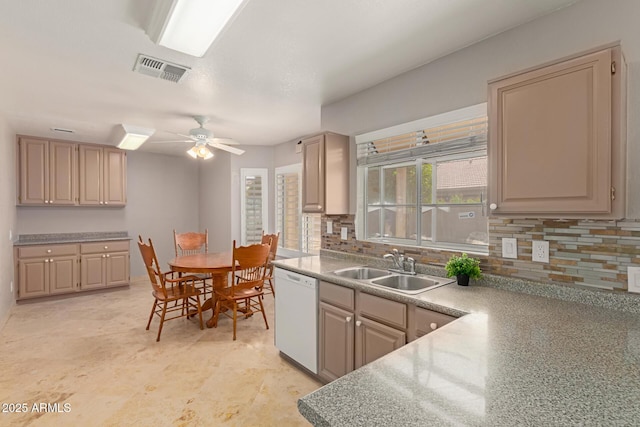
[14,231,131,246]
[273,255,640,426]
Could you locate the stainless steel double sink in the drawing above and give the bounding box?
[329,266,454,294]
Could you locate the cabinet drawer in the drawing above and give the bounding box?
[415,307,456,336]
[359,292,406,330]
[320,281,354,311]
[18,244,77,258]
[81,240,129,254]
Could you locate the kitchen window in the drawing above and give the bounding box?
[356,103,489,253]
[275,164,320,257]
[241,168,268,245]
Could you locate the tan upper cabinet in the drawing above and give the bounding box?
[18,136,126,207]
[488,45,626,218]
[302,133,349,214]
[19,137,77,205]
[79,145,127,206]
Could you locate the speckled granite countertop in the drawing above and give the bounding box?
[14,232,131,246]
[272,254,640,426]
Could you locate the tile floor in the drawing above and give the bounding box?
[0,279,321,426]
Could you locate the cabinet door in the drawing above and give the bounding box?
[19,138,48,205]
[355,316,406,370]
[49,141,77,205]
[489,48,613,215]
[103,148,126,206]
[79,145,103,205]
[49,255,78,294]
[105,252,129,287]
[302,135,325,213]
[318,301,354,382]
[80,254,105,289]
[18,258,49,298]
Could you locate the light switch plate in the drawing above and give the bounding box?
[502,238,517,259]
[340,227,348,240]
[327,220,333,234]
[628,267,640,293]
[532,240,549,263]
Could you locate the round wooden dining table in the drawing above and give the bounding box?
[167,252,233,328]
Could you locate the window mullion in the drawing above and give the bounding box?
[416,160,422,246]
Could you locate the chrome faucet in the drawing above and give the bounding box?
[383,249,417,275]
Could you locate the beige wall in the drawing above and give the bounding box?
[322,0,640,218]
[199,151,232,253]
[16,151,200,276]
[0,116,16,326]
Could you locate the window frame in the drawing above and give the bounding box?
[356,103,489,255]
[240,168,269,246]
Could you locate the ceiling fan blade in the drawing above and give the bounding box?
[209,137,239,145]
[207,142,245,155]
[148,139,191,144]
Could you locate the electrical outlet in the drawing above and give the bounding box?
[327,220,333,234]
[532,240,549,263]
[502,238,517,259]
[10,281,13,293]
[628,267,640,293]
[340,227,348,240]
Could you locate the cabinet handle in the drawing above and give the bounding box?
[430,322,438,330]
[100,201,104,205]
[47,250,52,253]
[345,316,352,323]
[44,259,49,263]
[44,200,49,204]
[106,254,110,258]
[356,320,362,327]
[102,255,106,258]
[489,203,497,210]
[49,200,53,204]
[105,202,109,205]
[104,246,108,250]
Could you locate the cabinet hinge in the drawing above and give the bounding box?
[611,186,616,201]
[611,61,616,75]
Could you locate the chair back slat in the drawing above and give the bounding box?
[232,240,270,294]
[137,236,167,298]
[261,232,279,262]
[174,229,208,256]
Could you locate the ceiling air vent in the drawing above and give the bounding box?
[133,54,190,83]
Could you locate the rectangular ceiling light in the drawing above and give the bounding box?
[148,0,247,57]
[116,125,155,150]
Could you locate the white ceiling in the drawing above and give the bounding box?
[0,0,580,156]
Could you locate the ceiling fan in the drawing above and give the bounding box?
[153,115,245,159]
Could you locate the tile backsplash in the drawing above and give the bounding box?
[322,215,640,292]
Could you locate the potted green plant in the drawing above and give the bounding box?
[445,253,481,286]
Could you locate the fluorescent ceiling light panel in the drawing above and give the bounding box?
[152,0,247,57]
[116,125,155,150]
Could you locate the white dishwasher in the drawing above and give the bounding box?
[274,267,318,374]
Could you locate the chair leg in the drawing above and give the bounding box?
[232,300,238,341]
[269,278,275,297]
[146,299,158,330]
[157,302,168,342]
[258,296,269,330]
[195,295,204,330]
[212,298,221,328]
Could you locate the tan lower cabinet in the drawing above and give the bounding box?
[319,301,355,382]
[414,307,456,338]
[80,241,130,290]
[318,281,408,383]
[355,316,405,370]
[16,244,79,299]
[15,240,129,300]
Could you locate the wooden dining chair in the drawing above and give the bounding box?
[211,240,271,340]
[173,229,213,300]
[138,236,204,342]
[260,231,280,297]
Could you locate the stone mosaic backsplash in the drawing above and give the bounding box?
[322,215,640,292]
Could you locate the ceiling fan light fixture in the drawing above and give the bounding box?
[187,145,214,159]
[148,0,248,57]
[115,124,155,150]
